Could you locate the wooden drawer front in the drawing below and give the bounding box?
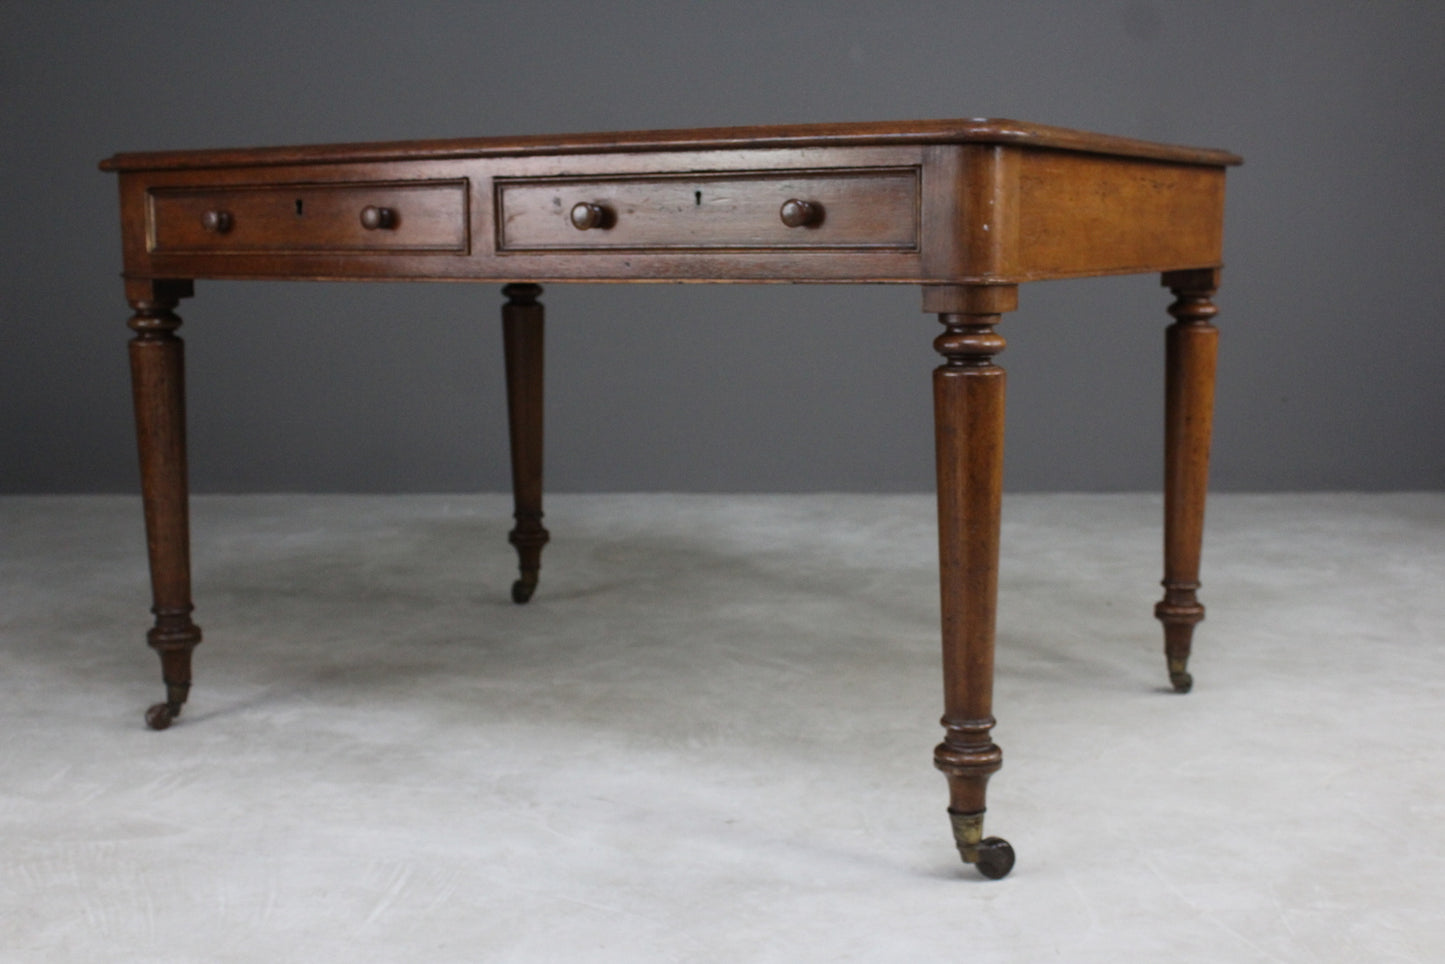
[496,167,919,252]
[149,179,469,254]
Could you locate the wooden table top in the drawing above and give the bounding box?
[102,118,1243,172]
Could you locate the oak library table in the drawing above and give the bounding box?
[101,119,1240,879]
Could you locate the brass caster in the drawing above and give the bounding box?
[511,578,537,604]
[1167,654,1193,693]
[144,702,179,730]
[974,837,1015,880]
[949,810,1015,880]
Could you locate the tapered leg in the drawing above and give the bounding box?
[127,280,201,730]
[501,284,550,603]
[1156,269,1221,693]
[926,285,1017,879]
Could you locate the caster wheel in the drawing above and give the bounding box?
[144,703,175,731]
[511,579,537,604]
[974,837,1015,880]
[1170,670,1194,694]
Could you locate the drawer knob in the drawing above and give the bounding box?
[569,202,612,231]
[359,206,397,230]
[779,199,823,228]
[201,210,233,234]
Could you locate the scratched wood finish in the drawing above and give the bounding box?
[100,118,1240,171]
[102,119,1239,879]
[103,119,1238,286]
[495,168,920,252]
[150,179,469,254]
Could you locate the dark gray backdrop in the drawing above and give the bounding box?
[4,1,1442,493]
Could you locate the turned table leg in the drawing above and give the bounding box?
[501,283,549,604]
[126,279,201,730]
[926,285,1016,879]
[1156,268,1221,693]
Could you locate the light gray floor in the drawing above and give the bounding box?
[3,493,1442,962]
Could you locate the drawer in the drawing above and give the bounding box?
[148,179,469,254]
[495,167,919,252]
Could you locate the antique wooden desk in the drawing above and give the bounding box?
[101,119,1239,878]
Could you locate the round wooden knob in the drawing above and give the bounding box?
[779,199,822,228]
[201,210,233,234]
[569,202,610,231]
[359,206,396,230]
